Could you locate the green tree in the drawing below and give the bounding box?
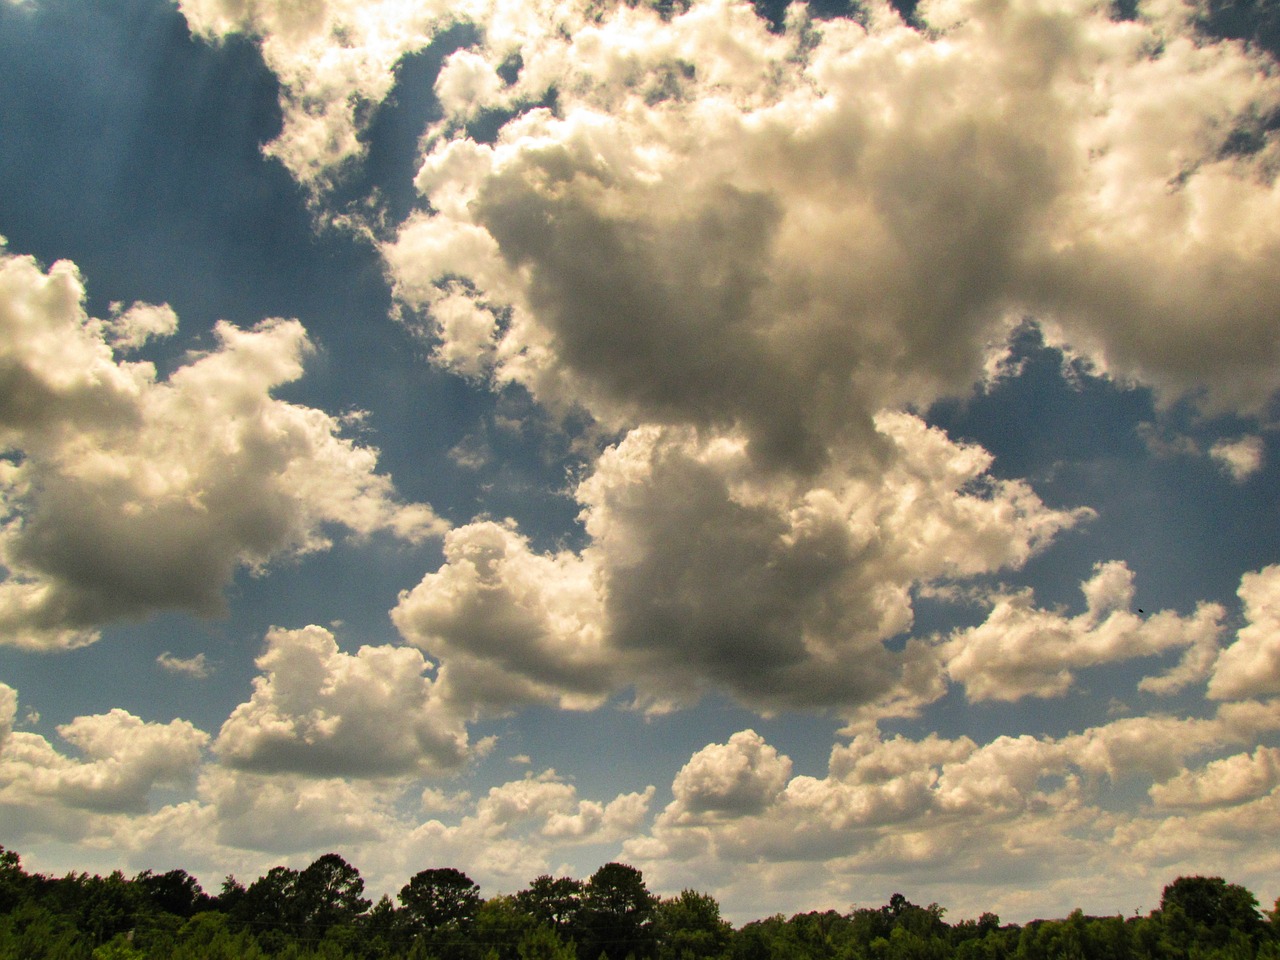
[133,868,210,919]
[1159,876,1264,953]
[170,911,267,960]
[0,847,28,915]
[518,876,586,936]
[295,853,372,935]
[580,862,658,960]
[654,889,733,960]
[519,922,579,960]
[399,867,482,933]
[233,864,302,948]
[0,901,91,959]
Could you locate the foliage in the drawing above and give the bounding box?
[0,847,1274,960]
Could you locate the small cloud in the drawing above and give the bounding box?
[449,435,491,470]
[22,707,39,726]
[105,300,178,351]
[509,754,532,765]
[156,652,213,679]
[1210,436,1264,482]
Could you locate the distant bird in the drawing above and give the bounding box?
[1137,608,1144,614]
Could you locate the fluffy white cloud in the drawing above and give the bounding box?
[0,243,442,650]
[175,0,456,184]
[670,730,792,821]
[215,625,471,777]
[396,413,1084,718]
[1209,565,1280,700]
[1150,746,1280,810]
[382,0,1280,442]
[0,697,207,824]
[392,519,615,714]
[0,682,14,750]
[628,703,1280,920]
[176,0,1280,424]
[390,770,655,888]
[940,562,1225,702]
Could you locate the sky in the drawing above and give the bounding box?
[1,0,1280,927]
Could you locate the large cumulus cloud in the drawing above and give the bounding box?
[176,0,1280,725]
[394,413,1086,717]
[0,242,442,649]
[383,0,1280,430]
[215,625,473,778]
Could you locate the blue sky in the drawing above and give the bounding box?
[1,0,1279,925]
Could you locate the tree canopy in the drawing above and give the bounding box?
[0,845,1276,960]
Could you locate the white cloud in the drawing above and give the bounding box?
[0,243,443,650]
[215,625,472,778]
[175,0,457,185]
[1210,435,1265,482]
[1150,746,1280,809]
[0,701,207,820]
[396,414,1084,719]
[670,730,792,821]
[1209,564,1280,700]
[196,766,400,852]
[392,770,655,887]
[105,301,178,351]
[627,702,1280,920]
[940,562,1226,702]
[381,0,1280,442]
[156,652,213,678]
[0,682,14,750]
[392,519,616,715]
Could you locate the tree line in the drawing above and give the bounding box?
[0,845,1276,960]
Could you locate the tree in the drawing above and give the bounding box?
[133,868,211,919]
[580,862,658,960]
[399,867,482,934]
[0,846,28,914]
[295,853,371,934]
[233,865,301,938]
[654,889,733,960]
[1160,875,1264,949]
[517,875,585,935]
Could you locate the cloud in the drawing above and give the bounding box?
[156,652,213,678]
[0,695,207,824]
[396,413,1084,719]
[627,703,1280,920]
[365,0,1278,725]
[381,0,1280,444]
[174,0,459,185]
[1150,746,1280,810]
[391,770,655,887]
[214,625,472,778]
[0,682,14,750]
[1208,564,1280,700]
[939,561,1226,702]
[1210,435,1265,482]
[669,730,792,821]
[196,766,400,852]
[392,519,616,715]
[0,242,443,650]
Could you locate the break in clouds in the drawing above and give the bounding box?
[2,0,1280,923]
